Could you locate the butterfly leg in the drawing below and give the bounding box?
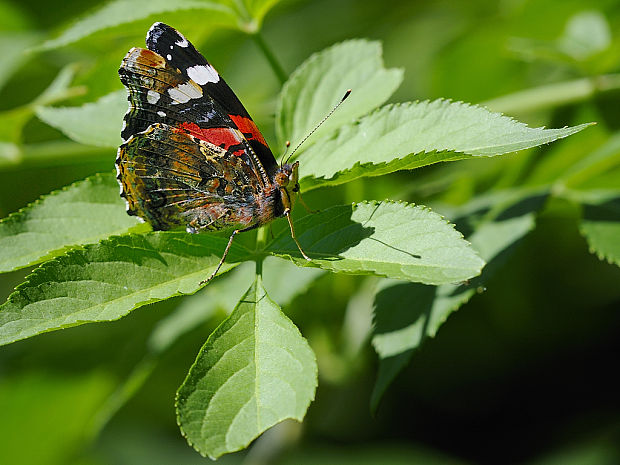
[200,229,239,286]
[297,190,319,214]
[285,210,311,261]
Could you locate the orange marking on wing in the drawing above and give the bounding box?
[230,115,268,146]
[176,122,244,156]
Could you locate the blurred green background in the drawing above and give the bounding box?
[1,0,620,464]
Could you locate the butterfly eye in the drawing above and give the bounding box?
[292,183,300,193]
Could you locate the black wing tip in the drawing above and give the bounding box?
[146,22,188,51]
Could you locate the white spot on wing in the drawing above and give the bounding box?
[157,111,166,117]
[147,90,160,104]
[166,54,172,60]
[176,36,189,47]
[187,64,220,84]
[168,82,203,103]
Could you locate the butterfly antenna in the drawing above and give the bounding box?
[279,140,291,166]
[285,89,351,164]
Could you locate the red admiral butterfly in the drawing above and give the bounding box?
[116,22,313,284]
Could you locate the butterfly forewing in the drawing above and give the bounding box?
[144,22,277,176]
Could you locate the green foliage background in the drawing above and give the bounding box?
[1,0,620,464]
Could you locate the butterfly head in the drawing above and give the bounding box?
[274,161,300,212]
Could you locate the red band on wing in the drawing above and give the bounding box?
[176,122,245,156]
[229,115,268,146]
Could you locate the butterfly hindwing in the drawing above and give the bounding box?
[117,123,261,232]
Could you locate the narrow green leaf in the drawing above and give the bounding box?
[577,191,620,267]
[35,90,126,148]
[558,132,620,188]
[1,66,83,166]
[0,173,142,273]
[267,200,484,285]
[0,32,40,91]
[38,0,236,51]
[176,275,317,459]
[297,100,593,191]
[276,40,403,150]
[0,232,252,346]
[370,189,547,411]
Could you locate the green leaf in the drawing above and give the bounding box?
[176,275,317,459]
[576,190,620,267]
[298,100,593,191]
[227,0,284,31]
[267,200,484,285]
[90,258,322,438]
[148,257,322,353]
[0,232,252,346]
[0,173,142,273]
[35,90,126,148]
[370,189,547,411]
[276,40,403,150]
[0,32,40,91]
[1,65,83,166]
[558,11,611,61]
[38,0,236,51]
[558,132,620,189]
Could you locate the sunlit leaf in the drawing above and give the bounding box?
[35,90,126,148]
[267,200,484,285]
[0,232,253,346]
[38,0,236,51]
[0,173,142,273]
[298,100,593,190]
[276,40,403,150]
[176,275,317,459]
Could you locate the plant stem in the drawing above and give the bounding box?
[482,73,620,115]
[251,32,287,85]
[255,226,268,276]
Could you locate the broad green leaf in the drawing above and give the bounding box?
[0,173,142,273]
[176,275,317,459]
[297,100,593,191]
[91,258,322,438]
[0,232,252,346]
[35,90,126,148]
[38,0,236,51]
[576,190,620,267]
[276,40,403,150]
[267,200,484,285]
[148,257,322,353]
[370,189,547,411]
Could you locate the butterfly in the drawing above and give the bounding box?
[116,22,312,285]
